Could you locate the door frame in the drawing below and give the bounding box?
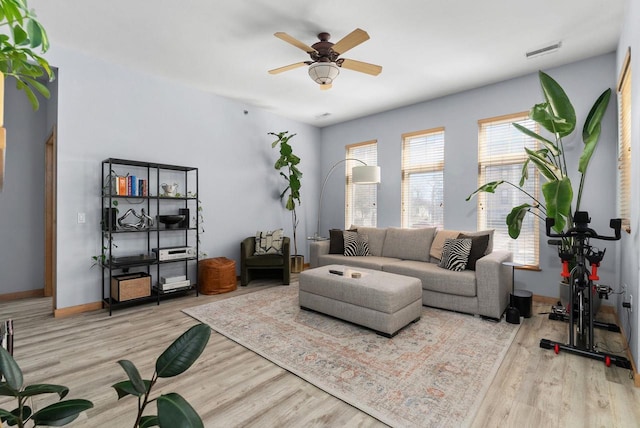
[44,126,56,309]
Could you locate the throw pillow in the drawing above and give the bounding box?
[438,238,472,271]
[329,228,356,254]
[458,233,490,271]
[343,230,370,256]
[254,229,284,255]
[430,230,461,260]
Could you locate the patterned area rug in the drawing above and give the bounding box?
[183,284,519,428]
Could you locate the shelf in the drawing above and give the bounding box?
[109,227,197,234]
[103,158,197,172]
[102,194,197,200]
[153,284,197,295]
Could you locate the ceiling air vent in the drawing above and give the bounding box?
[526,42,562,59]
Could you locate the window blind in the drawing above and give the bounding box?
[345,141,378,228]
[478,113,540,266]
[617,48,632,233]
[401,127,445,228]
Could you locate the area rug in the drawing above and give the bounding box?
[183,284,520,428]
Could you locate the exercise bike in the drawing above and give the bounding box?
[539,211,631,369]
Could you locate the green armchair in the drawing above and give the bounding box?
[240,236,291,286]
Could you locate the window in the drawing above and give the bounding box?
[345,141,377,228]
[477,113,540,266]
[401,128,445,228]
[618,48,631,233]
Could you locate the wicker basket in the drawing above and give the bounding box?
[199,257,237,295]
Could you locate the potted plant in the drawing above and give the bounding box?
[467,70,611,245]
[0,0,55,110]
[270,131,304,273]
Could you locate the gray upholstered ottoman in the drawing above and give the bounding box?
[298,264,422,337]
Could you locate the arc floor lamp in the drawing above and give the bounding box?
[314,158,381,239]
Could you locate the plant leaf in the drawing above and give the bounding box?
[157,393,204,428]
[0,382,18,397]
[465,181,505,201]
[21,384,69,399]
[539,71,576,137]
[513,123,559,156]
[582,88,611,140]
[525,147,561,181]
[140,415,160,427]
[506,204,533,239]
[578,123,601,174]
[0,347,23,391]
[0,408,19,425]
[116,360,146,395]
[112,379,152,399]
[156,324,210,378]
[31,399,93,426]
[542,177,573,233]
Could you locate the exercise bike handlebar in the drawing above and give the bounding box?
[545,212,621,241]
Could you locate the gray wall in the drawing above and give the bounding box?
[616,0,639,370]
[320,54,619,301]
[46,46,320,309]
[0,83,49,294]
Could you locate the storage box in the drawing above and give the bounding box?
[111,272,151,301]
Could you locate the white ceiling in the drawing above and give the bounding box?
[30,0,624,127]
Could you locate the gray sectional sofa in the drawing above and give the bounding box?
[309,226,513,320]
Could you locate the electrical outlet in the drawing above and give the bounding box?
[622,283,628,296]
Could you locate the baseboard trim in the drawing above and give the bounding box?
[0,289,44,302]
[54,301,102,318]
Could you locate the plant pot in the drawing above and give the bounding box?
[290,255,304,273]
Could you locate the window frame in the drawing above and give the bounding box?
[345,140,378,228]
[401,127,445,229]
[477,112,540,267]
[617,48,632,233]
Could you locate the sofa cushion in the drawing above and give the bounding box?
[343,231,370,256]
[254,229,284,255]
[438,238,472,271]
[458,233,490,270]
[381,227,436,262]
[461,229,494,254]
[430,230,461,260]
[354,227,387,256]
[318,254,400,270]
[329,229,350,254]
[383,260,477,297]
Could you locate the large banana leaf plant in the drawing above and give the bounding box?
[0,0,54,110]
[467,71,611,242]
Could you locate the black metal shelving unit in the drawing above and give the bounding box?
[100,158,199,315]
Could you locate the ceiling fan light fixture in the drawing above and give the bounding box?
[308,62,340,86]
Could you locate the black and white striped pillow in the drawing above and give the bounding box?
[438,238,472,271]
[343,231,370,256]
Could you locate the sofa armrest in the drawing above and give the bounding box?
[475,250,513,319]
[241,236,255,261]
[310,240,330,268]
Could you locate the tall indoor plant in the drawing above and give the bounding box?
[467,70,611,248]
[0,0,54,110]
[270,131,304,273]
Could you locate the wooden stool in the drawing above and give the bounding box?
[199,257,237,295]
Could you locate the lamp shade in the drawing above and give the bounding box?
[308,62,340,85]
[352,165,381,184]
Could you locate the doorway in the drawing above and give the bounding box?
[44,127,56,309]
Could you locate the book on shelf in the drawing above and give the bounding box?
[128,175,137,196]
[138,179,147,197]
[117,176,127,195]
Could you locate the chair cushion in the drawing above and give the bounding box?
[382,227,436,262]
[458,233,490,270]
[254,229,284,255]
[244,254,285,267]
[430,230,461,260]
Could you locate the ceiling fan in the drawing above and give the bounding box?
[268,28,382,90]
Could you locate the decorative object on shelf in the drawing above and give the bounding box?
[315,158,381,239]
[158,214,186,229]
[178,208,190,228]
[161,182,179,197]
[270,131,305,273]
[118,208,154,230]
[113,323,211,428]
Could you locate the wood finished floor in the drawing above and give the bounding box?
[1,281,639,427]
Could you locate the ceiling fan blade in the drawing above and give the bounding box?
[340,59,382,76]
[320,83,332,90]
[268,62,307,75]
[331,28,369,55]
[274,32,317,53]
